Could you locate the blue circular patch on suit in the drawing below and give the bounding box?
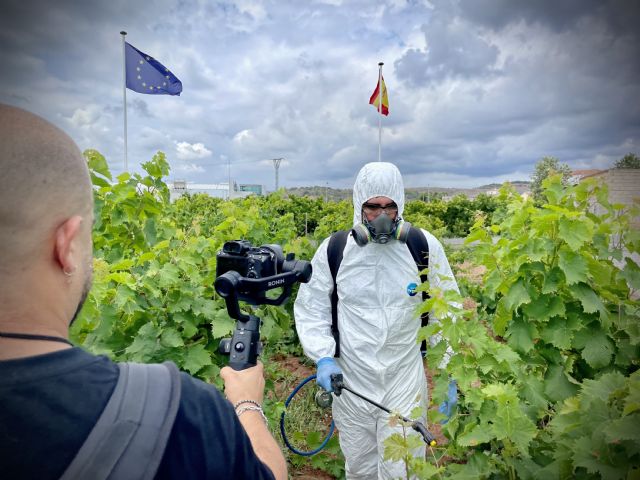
[407,282,418,296]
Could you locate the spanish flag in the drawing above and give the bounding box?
[369,76,389,116]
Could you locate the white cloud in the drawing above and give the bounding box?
[173,162,206,173]
[175,141,212,160]
[69,105,101,128]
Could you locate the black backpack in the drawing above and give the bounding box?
[327,227,430,357]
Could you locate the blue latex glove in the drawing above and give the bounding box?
[438,379,458,423]
[316,357,342,392]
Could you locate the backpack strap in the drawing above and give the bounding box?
[405,227,430,353]
[60,361,182,480]
[327,230,349,358]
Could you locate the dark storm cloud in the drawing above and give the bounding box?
[1,0,638,189]
[457,0,640,35]
[387,0,640,185]
[395,20,500,86]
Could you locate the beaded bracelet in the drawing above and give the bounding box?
[233,399,262,410]
[236,405,268,424]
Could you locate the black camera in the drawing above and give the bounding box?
[214,239,312,370]
[217,240,282,281]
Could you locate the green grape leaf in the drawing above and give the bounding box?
[508,415,538,455]
[604,416,640,442]
[492,343,521,366]
[506,317,536,353]
[210,310,235,339]
[558,249,589,285]
[520,376,549,412]
[493,298,512,336]
[623,373,640,416]
[573,435,627,480]
[160,327,184,348]
[116,171,131,182]
[409,460,443,479]
[619,258,640,290]
[125,323,160,361]
[183,344,212,374]
[582,329,614,369]
[457,423,493,446]
[580,371,626,410]
[540,316,580,350]
[110,259,135,271]
[542,267,564,294]
[85,149,112,180]
[180,320,198,339]
[569,283,607,316]
[544,364,579,403]
[558,216,592,251]
[106,271,136,287]
[486,392,537,455]
[445,454,493,479]
[522,294,566,322]
[543,176,565,205]
[144,218,157,245]
[503,278,531,311]
[157,263,181,287]
[113,285,142,315]
[383,433,411,463]
[192,297,218,318]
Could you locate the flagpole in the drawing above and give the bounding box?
[120,31,128,173]
[377,62,383,162]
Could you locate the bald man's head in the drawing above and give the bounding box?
[0,104,93,271]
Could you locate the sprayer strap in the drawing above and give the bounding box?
[328,230,349,358]
[405,227,430,352]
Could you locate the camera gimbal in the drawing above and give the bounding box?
[214,242,312,370]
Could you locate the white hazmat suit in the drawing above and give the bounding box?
[294,162,459,479]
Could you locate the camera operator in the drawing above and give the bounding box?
[0,104,287,480]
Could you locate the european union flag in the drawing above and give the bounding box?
[125,42,182,95]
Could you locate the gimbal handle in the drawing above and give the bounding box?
[218,314,262,370]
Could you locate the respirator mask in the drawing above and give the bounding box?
[352,210,412,246]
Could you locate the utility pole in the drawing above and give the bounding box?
[272,158,283,192]
[227,156,231,200]
[325,181,328,203]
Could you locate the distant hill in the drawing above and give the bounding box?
[285,181,530,202]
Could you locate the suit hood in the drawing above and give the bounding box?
[352,162,405,226]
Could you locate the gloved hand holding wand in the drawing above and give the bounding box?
[316,357,342,392]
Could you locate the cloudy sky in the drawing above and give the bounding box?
[2,0,639,190]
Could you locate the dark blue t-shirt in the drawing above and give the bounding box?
[0,347,275,479]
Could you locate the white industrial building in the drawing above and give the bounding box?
[168,180,265,202]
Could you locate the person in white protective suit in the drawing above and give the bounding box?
[294,161,459,479]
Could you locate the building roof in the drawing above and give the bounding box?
[571,169,606,179]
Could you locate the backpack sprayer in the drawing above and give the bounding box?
[280,372,437,456]
[214,240,312,370]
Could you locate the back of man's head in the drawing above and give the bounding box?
[0,104,92,274]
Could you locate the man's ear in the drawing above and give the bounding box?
[54,216,84,274]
